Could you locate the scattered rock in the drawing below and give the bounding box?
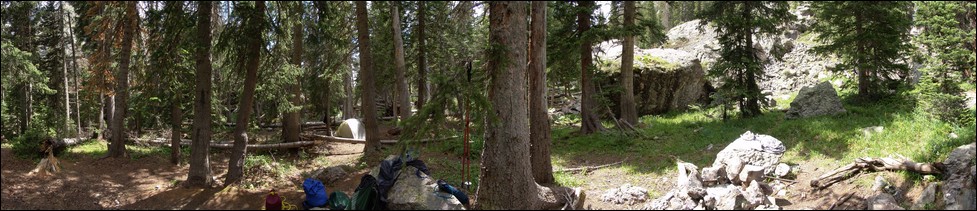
[911,182,939,210]
[714,186,747,210]
[942,142,977,210]
[868,192,905,210]
[774,163,792,178]
[862,126,885,137]
[713,131,786,175]
[742,181,767,209]
[701,166,726,185]
[949,132,959,139]
[785,82,846,119]
[601,184,649,205]
[872,175,889,192]
[966,91,975,109]
[311,165,349,185]
[738,165,765,186]
[385,166,466,210]
[726,158,745,184]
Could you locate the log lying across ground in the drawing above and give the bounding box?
[135,135,461,151]
[810,157,944,189]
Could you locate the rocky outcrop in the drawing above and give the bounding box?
[596,42,710,115]
[786,82,846,119]
[943,142,976,210]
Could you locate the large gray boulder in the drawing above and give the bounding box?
[384,166,466,210]
[786,82,846,119]
[310,165,349,185]
[596,42,709,115]
[943,142,976,210]
[712,131,786,175]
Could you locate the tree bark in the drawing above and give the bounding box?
[61,1,71,138]
[416,1,427,111]
[579,1,606,135]
[476,2,568,210]
[392,2,411,121]
[656,1,671,29]
[108,2,137,158]
[355,1,381,160]
[342,70,355,120]
[620,1,638,125]
[226,1,265,184]
[170,95,183,165]
[67,3,82,137]
[188,1,214,187]
[529,1,554,185]
[282,3,303,144]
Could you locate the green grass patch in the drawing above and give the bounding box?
[63,140,175,160]
[550,93,975,183]
[554,172,585,187]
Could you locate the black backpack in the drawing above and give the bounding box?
[350,174,381,210]
[376,156,404,209]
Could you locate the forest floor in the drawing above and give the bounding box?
[2,93,975,210]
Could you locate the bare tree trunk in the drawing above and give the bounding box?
[108,2,137,158]
[68,4,82,137]
[476,3,569,210]
[282,3,303,144]
[355,1,381,160]
[170,96,183,165]
[61,1,71,138]
[620,1,639,125]
[528,0,554,185]
[656,1,671,29]
[579,1,605,135]
[416,1,427,111]
[342,70,355,120]
[392,2,411,121]
[187,0,215,188]
[227,1,265,184]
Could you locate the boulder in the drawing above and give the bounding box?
[738,165,765,186]
[311,165,349,185]
[385,166,466,210]
[713,131,786,175]
[711,185,748,210]
[967,91,975,109]
[786,82,846,119]
[868,192,905,210]
[701,166,726,185]
[725,158,745,184]
[336,119,366,139]
[911,182,939,210]
[742,181,768,209]
[774,163,791,178]
[601,184,649,205]
[943,143,977,210]
[596,42,710,115]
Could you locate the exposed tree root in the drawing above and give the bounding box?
[810,156,944,189]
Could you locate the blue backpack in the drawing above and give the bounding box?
[303,178,329,209]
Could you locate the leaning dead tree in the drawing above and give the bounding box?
[810,156,944,189]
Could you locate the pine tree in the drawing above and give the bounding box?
[699,1,793,118]
[809,1,914,100]
[914,1,976,123]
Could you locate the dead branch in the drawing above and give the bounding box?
[810,157,944,189]
[829,192,856,210]
[764,176,798,184]
[556,158,630,173]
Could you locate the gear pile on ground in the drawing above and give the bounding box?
[645,131,790,210]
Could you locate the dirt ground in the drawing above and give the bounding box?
[2,138,929,210]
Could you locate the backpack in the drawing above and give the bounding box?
[302,178,329,209]
[350,174,381,210]
[328,191,351,210]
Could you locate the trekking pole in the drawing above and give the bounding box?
[462,61,473,190]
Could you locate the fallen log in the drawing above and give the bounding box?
[135,135,461,151]
[556,158,630,173]
[810,157,943,189]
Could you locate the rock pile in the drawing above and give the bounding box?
[601,184,649,205]
[646,131,788,210]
